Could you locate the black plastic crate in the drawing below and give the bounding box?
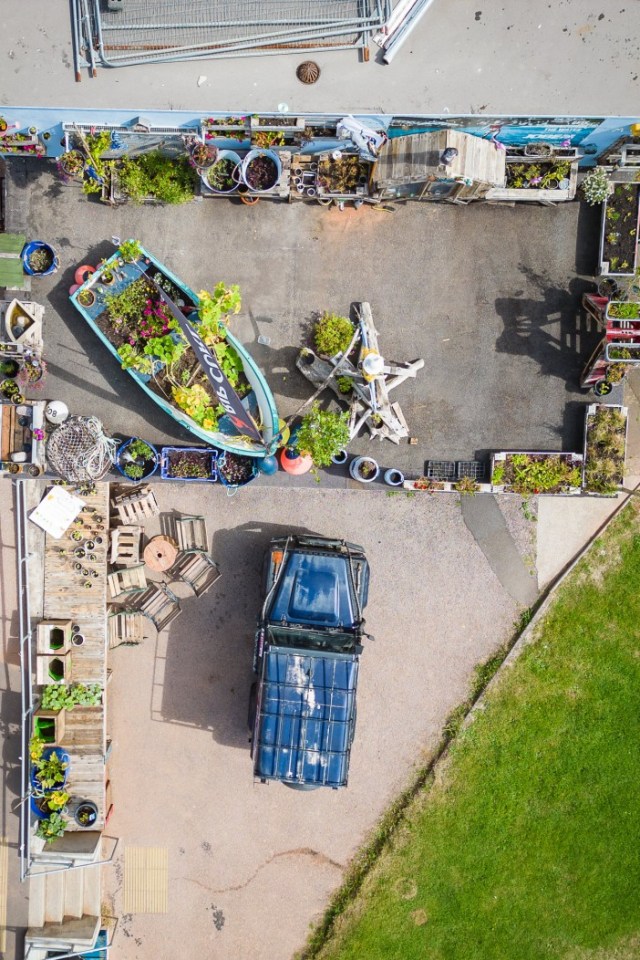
[456,460,486,481]
[426,460,456,481]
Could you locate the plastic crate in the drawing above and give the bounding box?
[456,460,486,481]
[426,460,455,481]
[160,446,218,482]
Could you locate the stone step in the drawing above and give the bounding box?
[27,874,46,929]
[82,864,101,918]
[63,866,84,919]
[26,914,100,946]
[44,872,63,924]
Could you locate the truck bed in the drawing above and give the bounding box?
[253,647,359,788]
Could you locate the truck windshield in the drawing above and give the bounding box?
[267,626,357,654]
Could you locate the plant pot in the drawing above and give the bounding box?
[239,188,260,205]
[71,633,85,647]
[598,278,619,298]
[74,800,98,828]
[30,795,54,820]
[22,241,58,277]
[0,359,20,378]
[241,149,282,193]
[101,272,115,286]
[593,379,613,397]
[202,150,241,194]
[11,392,25,405]
[59,150,85,178]
[331,449,349,465]
[545,178,560,190]
[115,438,159,481]
[384,468,405,486]
[26,464,42,477]
[0,378,19,399]
[77,290,96,308]
[190,142,218,169]
[524,142,553,157]
[218,451,259,488]
[349,456,379,483]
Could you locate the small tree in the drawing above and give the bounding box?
[296,403,350,468]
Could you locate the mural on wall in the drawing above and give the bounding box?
[0,108,638,166]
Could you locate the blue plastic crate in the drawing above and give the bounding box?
[160,446,218,482]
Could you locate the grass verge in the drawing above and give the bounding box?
[300,502,640,960]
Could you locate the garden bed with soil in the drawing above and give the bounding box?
[160,446,218,481]
[582,404,628,495]
[600,182,640,276]
[491,452,583,495]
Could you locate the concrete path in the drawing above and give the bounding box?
[461,495,538,607]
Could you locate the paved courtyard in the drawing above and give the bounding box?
[8,162,603,476]
[101,484,522,960]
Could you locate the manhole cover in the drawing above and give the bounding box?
[297,61,321,84]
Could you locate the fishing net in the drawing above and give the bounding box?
[46,416,116,482]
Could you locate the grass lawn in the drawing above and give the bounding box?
[312,502,640,960]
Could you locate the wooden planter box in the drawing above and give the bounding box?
[33,707,66,745]
[490,451,583,495]
[582,403,628,496]
[36,619,72,656]
[599,183,640,276]
[486,154,579,203]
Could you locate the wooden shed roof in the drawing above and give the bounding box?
[374,130,506,188]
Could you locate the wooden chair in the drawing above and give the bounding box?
[169,552,221,599]
[108,610,147,648]
[107,564,147,600]
[111,485,159,525]
[109,525,143,566]
[174,515,208,553]
[135,583,182,633]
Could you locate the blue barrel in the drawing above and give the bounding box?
[22,241,58,277]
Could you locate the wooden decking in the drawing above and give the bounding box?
[41,485,110,831]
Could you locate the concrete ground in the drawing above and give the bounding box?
[0,0,637,115]
[102,484,522,960]
[7,161,604,476]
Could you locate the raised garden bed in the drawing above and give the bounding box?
[582,404,628,495]
[486,153,579,202]
[317,155,370,197]
[599,182,640,276]
[160,446,218,481]
[491,452,583,495]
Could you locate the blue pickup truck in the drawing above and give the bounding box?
[250,535,371,790]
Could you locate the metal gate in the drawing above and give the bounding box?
[72,0,391,74]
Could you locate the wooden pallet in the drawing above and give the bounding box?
[108,611,146,648]
[174,515,208,553]
[107,564,146,600]
[109,525,142,566]
[111,486,159,524]
[170,552,221,599]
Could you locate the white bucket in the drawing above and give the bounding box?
[241,149,282,193]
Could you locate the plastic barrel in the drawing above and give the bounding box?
[22,241,58,277]
[240,149,282,194]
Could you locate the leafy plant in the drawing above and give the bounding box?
[197,283,242,343]
[80,130,112,195]
[296,403,351,468]
[46,790,70,812]
[337,376,354,394]
[455,476,479,494]
[168,451,210,478]
[117,343,154,376]
[124,463,144,480]
[205,158,238,191]
[500,454,581,494]
[608,302,640,319]
[118,239,143,262]
[41,683,102,710]
[34,751,68,790]
[127,439,154,461]
[313,313,355,357]
[36,812,66,844]
[106,277,149,326]
[30,735,45,763]
[118,153,198,205]
[581,166,610,205]
[491,463,505,486]
[172,383,220,431]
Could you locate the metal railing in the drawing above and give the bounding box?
[16,479,34,882]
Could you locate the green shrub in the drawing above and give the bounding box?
[296,403,350,468]
[314,313,355,357]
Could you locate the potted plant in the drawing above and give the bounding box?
[30,745,70,793]
[77,289,96,308]
[1,378,19,400]
[36,811,67,844]
[383,468,404,486]
[350,456,379,483]
[241,150,281,192]
[31,789,69,821]
[22,241,58,277]
[454,476,479,494]
[160,446,217,481]
[583,404,628,494]
[203,151,241,194]
[218,451,258,489]
[295,404,351,471]
[313,312,355,358]
[189,141,217,169]
[17,357,46,388]
[74,800,98,828]
[116,437,159,481]
[59,150,85,178]
[581,166,611,206]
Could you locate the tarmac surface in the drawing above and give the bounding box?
[5,161,605,477]
[0,0,637,115]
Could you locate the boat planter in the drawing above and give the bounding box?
[70,244,280,458]
[241,149,282,193]
[599,182,640,276]
[490,451,583,495]
[115,438,159,481]
[218,451,259,489]
[201,150,241,195]
[30,747,70,793]
[384,468,405,486]
[22,241,58,277]
[160,446,218,481]
[349,456,379,483]
[582,404,628,496]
